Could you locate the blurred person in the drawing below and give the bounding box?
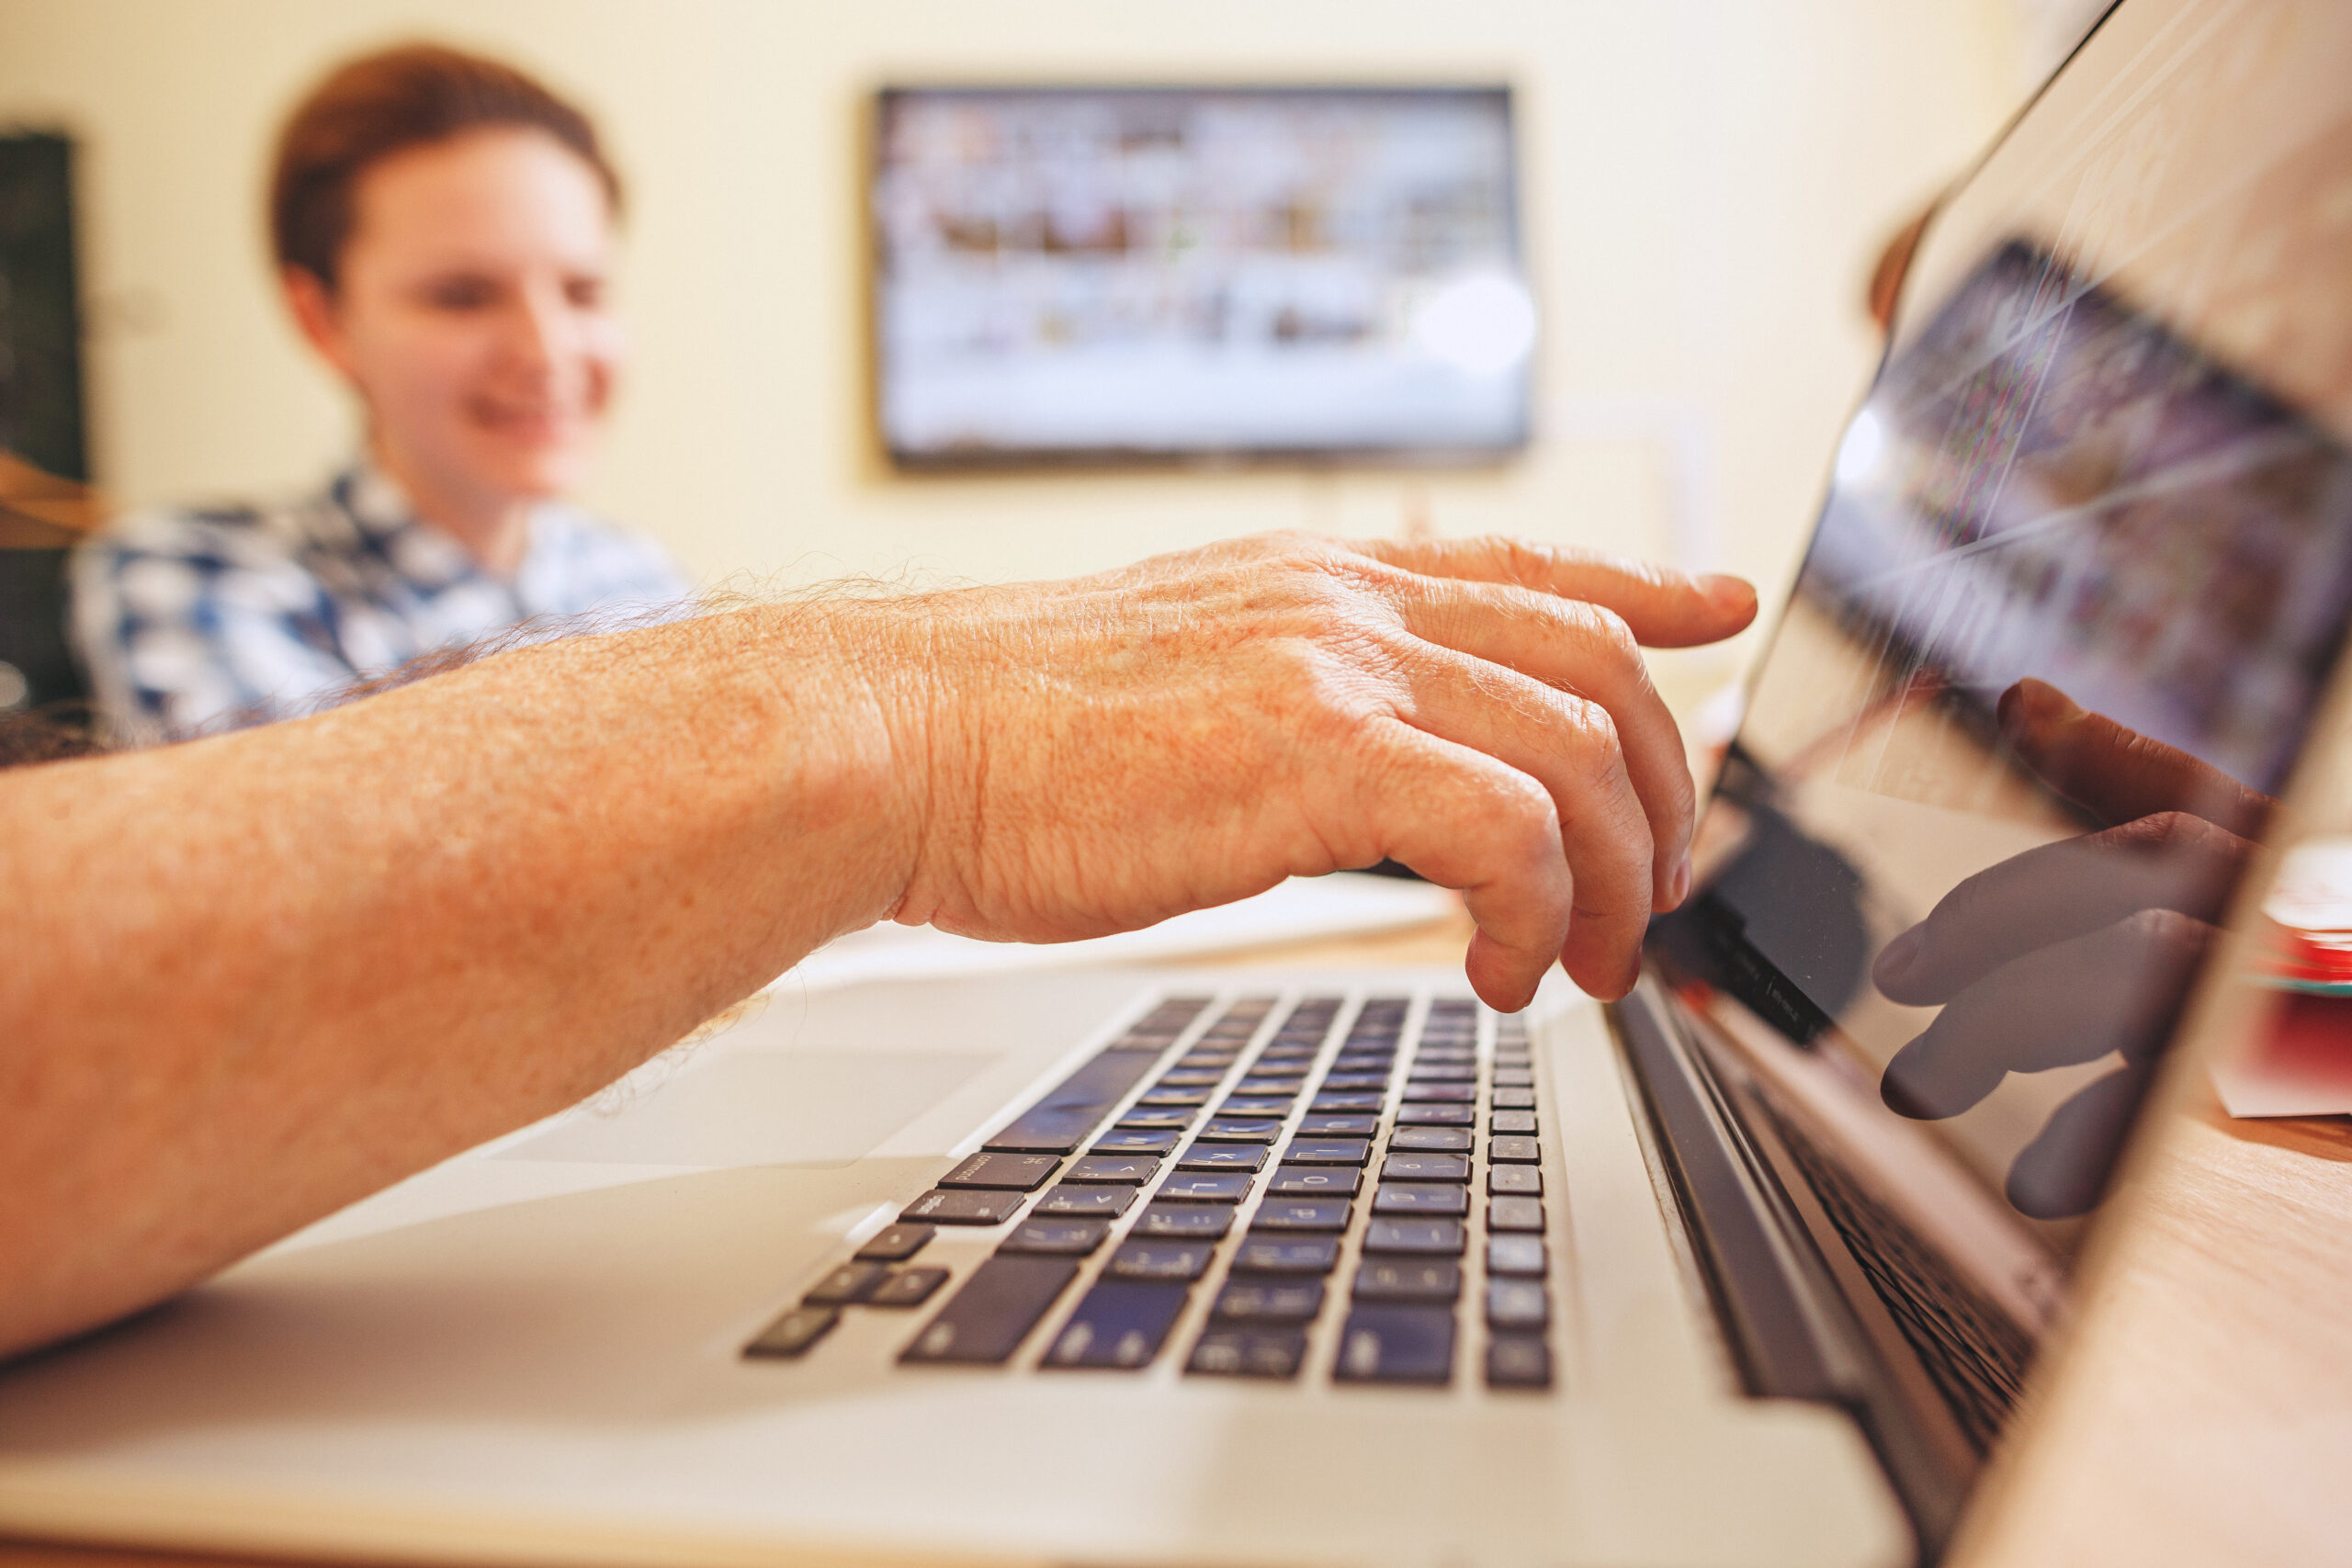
[72,43,686,743]
[0,531,1757,1359]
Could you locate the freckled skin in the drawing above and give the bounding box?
[0,531,1752,1358]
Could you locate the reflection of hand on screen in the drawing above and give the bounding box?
[1873,679,2273,1217]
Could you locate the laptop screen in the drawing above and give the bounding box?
[1651,0,2352,1410]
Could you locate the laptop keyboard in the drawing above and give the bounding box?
[1764,1104,2031,1453]
[745,991,1555,1389]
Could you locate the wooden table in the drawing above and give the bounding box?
[6,908,2349,1568]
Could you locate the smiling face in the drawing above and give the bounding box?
[286,127,621,538]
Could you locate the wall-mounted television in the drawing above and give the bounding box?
[871,85,1530,468]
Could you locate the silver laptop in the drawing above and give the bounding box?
[6,2,2351,1562]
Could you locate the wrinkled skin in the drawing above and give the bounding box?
[1875,679,2273,1217]
[0,531,1754,1358]
[891,534,1758,1004]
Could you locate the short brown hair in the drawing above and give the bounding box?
[269,43,622,289]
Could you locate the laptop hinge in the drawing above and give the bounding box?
[1611,975,1968,1558]
[1611,975,1860,1402]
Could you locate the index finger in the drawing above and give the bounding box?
[1998,678,2276,837]
[1873,811,2253,1005]
[1352,536,1758,649]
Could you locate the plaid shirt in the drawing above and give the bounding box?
[71,463,692,742]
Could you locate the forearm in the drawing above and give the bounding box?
[0,604,917,1359]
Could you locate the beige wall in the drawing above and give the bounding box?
[0,0,2025,697]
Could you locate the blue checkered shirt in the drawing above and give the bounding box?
[71,464,693,742]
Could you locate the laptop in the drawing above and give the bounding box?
[5,1,2350,1562]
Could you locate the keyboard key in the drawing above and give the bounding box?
[1380,1153,1470,1183]
[1363,1217,1465,1255]
[1298,1112,1379,1137]
[1257,1044,1318,1063]
[1266,1165,1363,1197]
[1320,1072,1392,1090]
[1250,1195,1353,1232]
[1134,1201,1234,1239]
[1487,1234,1548,1277]
[985,1050,1163,1154]
[1374,1182,1470,1216]
[1353,1258,1462,1303]
[1212,1279,1325,1324]
[1093,1129,1181,1155]
[1486,1279,1552,1329]
[1064,1153,1159,1184]
[1231,1235,1341,1274]
[1035,1184,1136,1217]
[1489,1166,1543,1196]
[1389,1126,1472,1153]
[1155,1068,1228,1088]
[1487,1334,1554,1389]
[803,1260,889,1304]
[1179,1051,1240,1069]
[902,1189,1024,1225]
[939,1151,1061,1191]
[1196,1118,1283,1143]
[1489,1196,1546,1232]
[1156,1171,1254,1203]
[1396,1103,1474,1126]
[1489,1111,1539,1135]
[998,1216,1111,1255]
[1491,1089,1537,1110]
[1331,1053,1396,1070]
[1187,1326,1307,1379]
[1117,1108,1199,1131]
[855,1223,935,1262]
[1233,1077,1306,1097]
[1403,1082,1476,1103]
[744,1304,839,1359]
[867,1266,950,1307]
[1333,1305,1455,1384]
[1283,1137,1371,1166]
[1406,1062,1476,1081]
[1219,1097,1294,1117]
[1106,1238,1217,1280]
[1043,1280,1191,1369]
[901,1257,1080,1364]
[1312,1091,1385,1113]
[1488,1136,1541,1164]
[1492,1067,1535,1088]
[1178,1144,1267,1172]
[1138,1087,1212,1108]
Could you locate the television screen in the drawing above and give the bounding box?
[872,86,1530,466]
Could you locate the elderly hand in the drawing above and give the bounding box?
[855,532,1758,1010]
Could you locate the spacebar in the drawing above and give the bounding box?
[983,1049,1162,1154]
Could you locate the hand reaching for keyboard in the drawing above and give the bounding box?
[1872,679,2274,1216]
[861,533,1758,1009]
[0,525,1747,1359]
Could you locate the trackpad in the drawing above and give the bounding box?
[503,1050,987,1168]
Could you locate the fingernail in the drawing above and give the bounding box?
[1669,853,1692,907]
[1699,573,1756,613]
[1872,924,1923,993]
